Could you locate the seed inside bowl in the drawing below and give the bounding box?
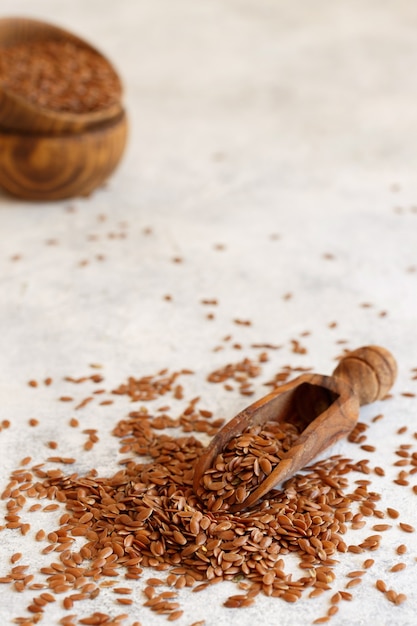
[0,40,122,113]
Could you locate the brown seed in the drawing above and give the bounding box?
[339,591,353,601]
[259,457,272,475]
[40,593,55,602]
[3,360,410,622]
[173,530,187,545]
[63,597,73,610]
[386,589,398,603]
[374,466,385,476]
[395,593,407,605]
[167,610,184,621]
[147,578,165,587]
[390,563,406,572]
[399,522,415,533]
[262,571,275,586]
[346,570,365,578]
[116,598,133,605]
[282,591,299,603]
[98,546,113,559]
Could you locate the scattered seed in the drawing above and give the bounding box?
[399,522,415,533]
[390,563,406,572]
[1,354,412,624]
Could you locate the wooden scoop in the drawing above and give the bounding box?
[193,346,397,511]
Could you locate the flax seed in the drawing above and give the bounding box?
[147,578,165,587]
[113,587,132,595]
[282,591,299,603]
[116,598,133,605]
[1,40,122,114]
[386,589,398,603]
[395,593,407,604]
[399,522,415,533]
[346,570,365,578]
[1,357,409,622]
[63,597,73,610]
[390,563,406,572]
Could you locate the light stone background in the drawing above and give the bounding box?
[1,1,417,625]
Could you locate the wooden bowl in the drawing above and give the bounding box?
[0,17,123,134]
[0,111,128,201]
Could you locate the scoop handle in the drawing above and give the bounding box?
[332,345,397,405]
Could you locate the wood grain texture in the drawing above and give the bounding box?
[0,111,128,201]
[332,345,397,405]
[0,17,123,134]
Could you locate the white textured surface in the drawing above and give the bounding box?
[1,1,417,625]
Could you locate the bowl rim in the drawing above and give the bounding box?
[0,108,127,139]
